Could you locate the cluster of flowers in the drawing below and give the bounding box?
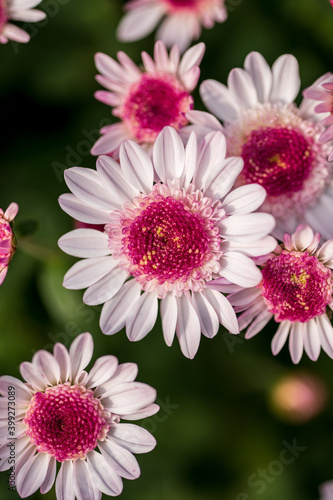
[2,0,333,499]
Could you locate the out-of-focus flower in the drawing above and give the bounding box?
[304,74,333,161]
[116,0,227,53]
[226,225,333,364]
[0,332,158,499]
[0,202,18,285]
[0,0,46,44]
[319,481,333,500]
[269,372,327,424]
[58,127,276,359]
[91,40,205,159]
[185,52,333,239]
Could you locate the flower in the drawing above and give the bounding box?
[186,52,333,239]
[116,0,227,53]
[225,225,333,364]
[0,0,46,44]
[91,40,205,159]
[59,127,276,359]
[0,202,18,285]
[320,481,333,500]
[0,332,159,499]
[303,73,333,161]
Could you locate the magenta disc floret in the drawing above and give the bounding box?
[261,250,332,322]
[0,0,8,31]
[23,383,109,462]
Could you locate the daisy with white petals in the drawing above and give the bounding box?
[0,0,46,44]
[59,127,276,359]
[117,0,227,53]
[91,40,205,159]
[226,225,333,364]
[0,332,158,499]
[186,52,333,239]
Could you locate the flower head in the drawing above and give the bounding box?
[226,225,333,364]
[59,127,276,359]
[0,202,18,285]
[0,332,158,498]
[186,52,333,239]
[116,0,227,52]
[91,40,204,159]
[0,0,46,44]
[303,73,333,161]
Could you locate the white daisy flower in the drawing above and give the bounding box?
[91,40,205,159]
[116,0,227,53]
[0,332,159,499]
[59,127,276,359]
[0,0,46,44]
[224,225,333,364]
[185,52,333,239]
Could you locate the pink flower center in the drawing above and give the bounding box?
[241,126,314,197]
[0,1,8,31]
[23,384,109,462]
[261,250,332,322]
[108,185,223,297]
[121,74,192,143]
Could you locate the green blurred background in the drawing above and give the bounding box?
[1,0,333,498]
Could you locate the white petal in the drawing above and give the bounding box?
[99,439,140,479]
[179,42,205,78]
[53,343,71,383]
[56,461,75,500]
[58,194,111,224]
[176,294,201,359]
[63,257,117,290]
[194,130,227,186]
[119,403,160,421]
[244,51,272,103]
[126,292,158,341]
[58,229,109,258]
[116,3,164,42]
[40,457,56,494]
[317,315,333,358]
[109,423,156,454]
[220,213,275,243]
[11,0,42,9]
[73,459,100,500]
[97,363,138,398]
[91,125,129,157]
[153,126,185,182]
[270,54,300,103]
[119,140,154,193]
[222,184,267,215]
[228,68,259,110]
[228,287,262,309]
[11,9,46,22]
[85,355,119,389]
[16,453,51,498]
[221,236,277,257]
[87,451,123,496]
[102,382,157,416]
[303,319,321,361]
[83,268,128,306]
[181,131,197,188]
[19,362,48,391]
[156,13,198,53]
[1,23,30,43]
[69,332,94,382]
[271,321,291,355]
[160,293,177,346]
[203,157,244,200]
[96,155,139,205]
[191,291,219,338]
[31,351,61,386]
[200,79,240,122]
[203,288,239,334]
[64,167,116,210]
[100,280,142,335]
[289,322,304,364]
[0,376,32,403]
[244,310,272,339]
[291,225,314,251]
[219,252,262,287]
[4,202,19,222]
